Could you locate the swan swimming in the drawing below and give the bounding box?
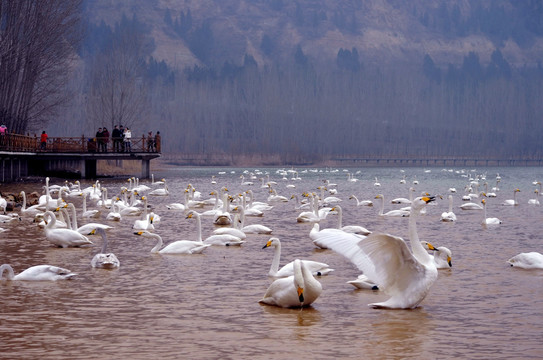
[134,230,211,254]
[507,252,543,269]
[44,211,93,248]
[259,259,323,308]
[91,228,120,269]
[263,237,333,277]
[440,195,457,222]
[312,196,438,309]
[0,264,77,280]
[481,199,502,225]
[421,241,452,269]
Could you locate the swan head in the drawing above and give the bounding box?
[421,241,439,251]
[411,196,435,212]
[263,237,279,249]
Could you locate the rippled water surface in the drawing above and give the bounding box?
[1,166,543,359]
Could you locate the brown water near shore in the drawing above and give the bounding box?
[1,166,542,359]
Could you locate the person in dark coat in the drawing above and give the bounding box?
[95,128,103,152]
[102,127,110,152]
[112,125,121,152]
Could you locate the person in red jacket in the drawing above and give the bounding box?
[40,131,48,150]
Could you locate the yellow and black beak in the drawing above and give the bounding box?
[262,240,272,249]
[422,196,436,204]
[447,256,452,267]
[297,286,304,303]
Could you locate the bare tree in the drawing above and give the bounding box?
[0,0,82,134]
[87,17,149,132]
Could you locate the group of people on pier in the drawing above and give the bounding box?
[91,125,160,153]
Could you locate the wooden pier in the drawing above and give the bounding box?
[0,133,160,182]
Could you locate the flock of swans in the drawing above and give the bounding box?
[1,168,542,311]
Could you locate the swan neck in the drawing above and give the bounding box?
[100,232,108,253]
[195,213,203,242]
[0,264,15,280]
[151,233,163,253]
[409,209,431,262]
[269,241,281,276]
[336,206,343,228]
[70,204,77,229]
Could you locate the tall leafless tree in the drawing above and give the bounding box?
[0,0,82,134]
[87,17,148,132]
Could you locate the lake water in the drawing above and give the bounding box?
[1,166,542,359]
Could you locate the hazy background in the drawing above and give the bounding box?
[42,1,543,163]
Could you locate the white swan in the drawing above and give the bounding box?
[186,210,244,246]
[331,205,371,235]
[105,201,122,221]
[313,196,438,309]
[507,252,543,269]
[151,174,165,186]
[20,191,43,216]
[213,192,232,225]
[502,188,520,206]
[0,264,77,280]
[134,230,210,254]
[44,211,93,248]
[246,190,273,211]
[347,274,379,290]
[236,205,272,234]
[259,259,323,308]
[375,194,410,217]
[441,195,457,222]
[81,192,101,218]
[65,203,113,235]
[263,237,333,277]
[91,228,120,269]
[421,241,452,269]
[481,199,502,225]
[528,189,540,205]
[391,187,415,204]
[349,195,373,207]
[212,213,247,239]
[148,180,169,196]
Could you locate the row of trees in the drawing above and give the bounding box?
[0,0,81,134]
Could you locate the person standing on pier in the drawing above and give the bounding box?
[102,127,110,152]
[147,131,154,152]
[154,131,161,152]
[95,127,103,152]
[124,127,132,152]
[40,131,48,150]
[112,125,121,152]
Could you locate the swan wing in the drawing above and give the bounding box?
[358,233,426,298]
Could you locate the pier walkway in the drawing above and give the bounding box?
[0,133,160,182]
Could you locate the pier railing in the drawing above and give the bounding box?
[0,133,161,153]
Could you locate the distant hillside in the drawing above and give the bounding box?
[83,0,543,70]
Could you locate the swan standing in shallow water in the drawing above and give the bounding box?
[441,195,457,222]
[259,259,323,308]
[91,228,120,269]
[263,237,333,277]
[0,264,76,280]
[507,252,543,269]
[313,196,438,309]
